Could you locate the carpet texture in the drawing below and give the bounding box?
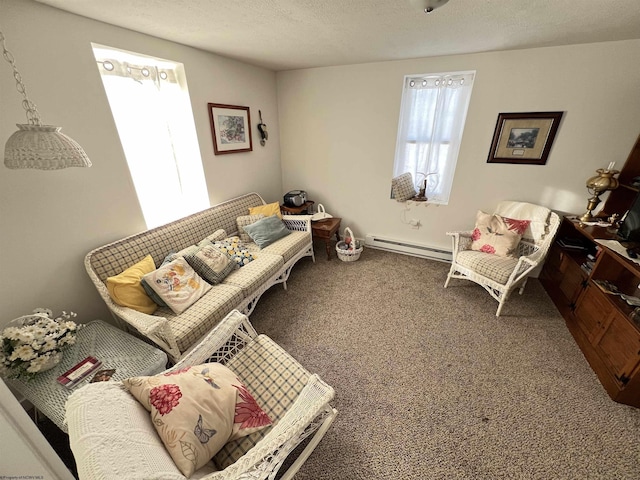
[249,246,640,480]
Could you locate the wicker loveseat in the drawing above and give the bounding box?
[85,193,314,362]
[66,309,337,480]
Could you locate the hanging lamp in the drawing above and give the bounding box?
[1,29,91,170]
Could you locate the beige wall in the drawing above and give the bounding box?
[276,40,640,250]
[0,0,282,321]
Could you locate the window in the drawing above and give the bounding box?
[393,71,475,205]
[92,44,209,228]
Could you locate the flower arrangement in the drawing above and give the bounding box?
[0,308,80,380]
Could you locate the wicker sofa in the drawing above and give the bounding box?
[85,193,314,362]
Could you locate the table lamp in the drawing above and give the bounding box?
[579,163,619,222]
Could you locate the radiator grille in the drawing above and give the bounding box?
[365,234,452,263]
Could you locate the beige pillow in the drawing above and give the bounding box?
[106,255,158,314]
[470,211,522,257]
[123,363,272,478]
[236,214,265,243]
[391,172,417,202]
[142,257,211,314]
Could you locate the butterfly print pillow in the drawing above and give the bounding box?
[123,363,271,477]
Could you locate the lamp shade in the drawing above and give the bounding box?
[4,124,92,170]
[586,168,619,194]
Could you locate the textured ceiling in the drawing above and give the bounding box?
[34,0,640,71]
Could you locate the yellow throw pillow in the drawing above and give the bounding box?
[106,255,158,314]
[249,202,282,219]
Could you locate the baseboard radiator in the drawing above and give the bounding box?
[365,234,452,263]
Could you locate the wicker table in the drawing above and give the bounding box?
[6,319,168,432]
[311,217,342,260]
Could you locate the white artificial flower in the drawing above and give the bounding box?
[15,331,34,344]
[25,357,45,373]
[63,321,77,331]
[1,308,78,379]
[9,344,37,362]
[23,325,41,337]
[41,337,57,352]
[2,327,22,341]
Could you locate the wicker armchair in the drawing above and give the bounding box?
[65,310,337,480]
[444,201,560,316]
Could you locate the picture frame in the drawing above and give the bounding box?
[487,111,563,165]
[207,103,253,155]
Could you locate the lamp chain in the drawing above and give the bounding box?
[0,30,42,126]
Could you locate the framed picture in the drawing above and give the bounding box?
[207,103,253,155]
[487,111,563,165]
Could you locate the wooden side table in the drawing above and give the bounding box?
[6,320,168,432]
[280,200,314,215]
[311,217,342,260]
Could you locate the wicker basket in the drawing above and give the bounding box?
[336,227,363,262]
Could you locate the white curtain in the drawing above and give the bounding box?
[393,72,475,204]
[95,55,209,228]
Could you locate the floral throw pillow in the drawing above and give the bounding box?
[142,257,211,314]
[214,236,256,268]
[123,363,272,478]
[470,211,531,257]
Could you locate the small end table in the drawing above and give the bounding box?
[6,320,168,432]
[311,217,342,260]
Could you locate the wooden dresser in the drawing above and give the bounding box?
[540,132,640,408]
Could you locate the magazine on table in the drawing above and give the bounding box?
[57,356,103,389]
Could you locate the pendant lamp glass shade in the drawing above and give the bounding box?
[1,30,91,170]
[5,124,92,170]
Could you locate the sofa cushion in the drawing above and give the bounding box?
[255,230,311,263]
[214,335,310,470]
[236,214,265,243]
[184,243,236,285]
[123,363,271,478]
[222,253,284,297]
[242,215,291,248]
[142,258,211,314]
[248,202,282,219]
[391,172,416,202]
[159,284,246,353]
[106,255,158,314]
[455,250,519,285]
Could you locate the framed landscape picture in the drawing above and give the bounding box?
[487,111,563,165]
[208,103,253,155]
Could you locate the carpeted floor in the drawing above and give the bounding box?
[249,245,640,480]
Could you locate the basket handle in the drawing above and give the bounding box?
[317,204,325,214]
[344,227,355,247]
